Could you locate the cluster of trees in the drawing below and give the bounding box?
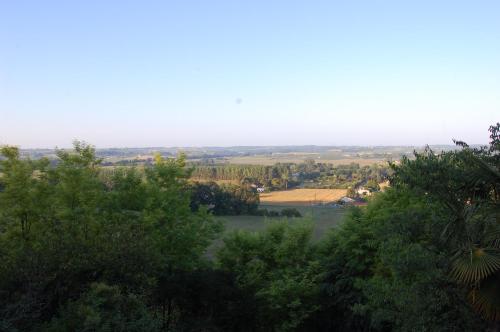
[191,164,296,190]
[299,162,389,190]
[0,124,498,331]
[254,207,303,218]
[0,144,222,331]
[346,179,381,198]
[191,161,390,191]
[189,181,260,216]
[189,181,302,218]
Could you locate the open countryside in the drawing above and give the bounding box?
[2,1,499,330]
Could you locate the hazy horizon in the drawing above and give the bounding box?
[17,143,471,151]
[3,138,494,150]
[1,1,499,148]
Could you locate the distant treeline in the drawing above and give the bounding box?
[191,161,391,190]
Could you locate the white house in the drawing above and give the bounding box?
[256,187,265,193]
[356,187,371,196]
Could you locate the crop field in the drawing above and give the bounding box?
[260,188,348,205]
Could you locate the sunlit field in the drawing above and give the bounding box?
[259,188,348,205]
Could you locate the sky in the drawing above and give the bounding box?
[1,1,499,148]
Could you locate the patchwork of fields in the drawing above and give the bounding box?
[260,188,348,205]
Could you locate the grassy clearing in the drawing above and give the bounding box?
[203,186,350,257]
[213,205,346,240]
[207,204,348,257]
[260,188,347,205]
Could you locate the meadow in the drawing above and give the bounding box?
[209,204,348,257]
[222,205,345,238]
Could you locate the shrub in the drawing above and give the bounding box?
[267,210,281,217]
[280,208,302,218]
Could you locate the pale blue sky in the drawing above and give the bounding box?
[1,1,499,148]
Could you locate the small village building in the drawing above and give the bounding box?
[356,187,371,196]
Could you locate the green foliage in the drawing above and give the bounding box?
[44,283,159,332]
[346,186,356,198]
[364,179,380,192]
[390,123,500,321]
[279,208,302,218]
[143,154,222,269]
[313,189,487,331]
[254,208,302,218]
[1,124,498,331]
[190,181,259,216]
[354,192,482,331]
[217,221,321,331]
[0,142,221,331]
[191,161,390,191]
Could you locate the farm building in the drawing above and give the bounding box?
[356,187,371,196]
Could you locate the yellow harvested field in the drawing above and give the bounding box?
[260,189,347,205]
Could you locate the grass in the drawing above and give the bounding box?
[260,188,347,205]
[217,205,346,240]
[207,204,348,257]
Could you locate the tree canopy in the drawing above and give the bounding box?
[0,124,498,331]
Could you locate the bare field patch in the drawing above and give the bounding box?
[260,188,347,205]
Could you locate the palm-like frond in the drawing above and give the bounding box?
[473,156,500,180]
[485,225,500,248]
[451,247,500,284]
[468,273,500,321]
[462,152,500,202]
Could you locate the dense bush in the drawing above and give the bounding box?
[252,208,302,218]
[190,181,259,215]
[0,143,222,331]
[280,208,302,218]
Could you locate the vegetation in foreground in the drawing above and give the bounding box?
[0,124,498,331]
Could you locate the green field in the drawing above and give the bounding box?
[208,205,347,257]
[220,205,346,239]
